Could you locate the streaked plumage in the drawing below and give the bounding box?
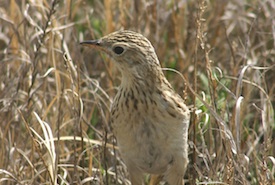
[81,30,190,185]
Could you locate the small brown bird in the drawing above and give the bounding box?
[81,30,190,185]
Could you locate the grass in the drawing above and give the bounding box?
[0,0,274,184]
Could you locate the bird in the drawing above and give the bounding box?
[81,30,190,185]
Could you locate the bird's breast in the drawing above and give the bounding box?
[110,87,188,173]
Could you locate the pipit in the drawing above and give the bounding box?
[81,30,190,185]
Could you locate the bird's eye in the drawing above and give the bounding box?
[113,46,124,55]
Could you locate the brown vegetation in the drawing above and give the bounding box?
[0,0,274,184]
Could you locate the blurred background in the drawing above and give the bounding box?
[0,0,274,184]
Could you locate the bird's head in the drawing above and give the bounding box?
[81,30,163,84]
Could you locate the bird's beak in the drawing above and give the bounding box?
[80,39,110,54]
[80,40,101,48]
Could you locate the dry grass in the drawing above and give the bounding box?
[0,0,274,185]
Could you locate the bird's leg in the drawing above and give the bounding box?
[149,175,163,185]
